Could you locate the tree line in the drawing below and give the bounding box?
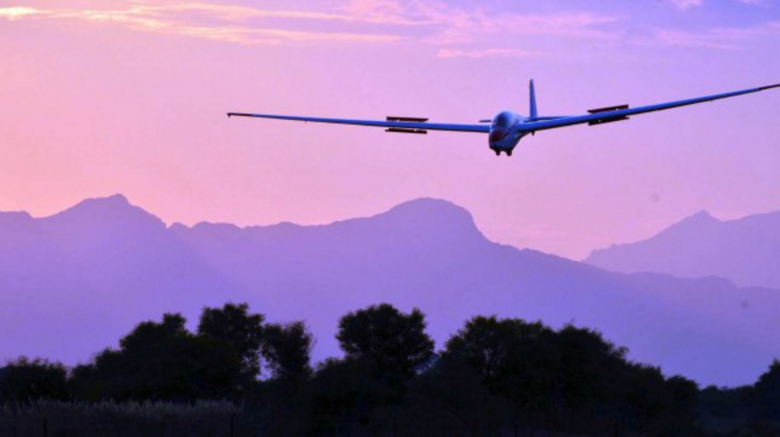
[1,302,779,436]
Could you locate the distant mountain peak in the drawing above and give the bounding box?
[0,210,32,220]
[586,206,780,289]
[0,210,34,231]
[42,194,165,231]
[683,210,717,223]
[393,197,461,209]
[386,197,463,213]
[659,209,720,236]
[105,193,130,204]
[375,197,483,237]
[64,193,131,212]
[381,198,475,222]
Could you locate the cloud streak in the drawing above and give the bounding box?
[0,6,39,20]
[667,0,704,10]
[0,1,620,51]
[630,20,780,50]
[668,0,769,8]
[0,4,404,45]
[436,48,543,59]
[2,1,776,54]
[343,0,621,41]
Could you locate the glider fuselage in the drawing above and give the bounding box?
[488,111,526,156]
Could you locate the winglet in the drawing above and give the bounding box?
[529,80,538,120]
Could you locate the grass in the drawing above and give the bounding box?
[0,400,256,436]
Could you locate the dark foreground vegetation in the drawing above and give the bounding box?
[1,303,779,436]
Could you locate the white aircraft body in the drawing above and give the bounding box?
[228,81,779,157]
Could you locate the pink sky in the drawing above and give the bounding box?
[1,0,779,259]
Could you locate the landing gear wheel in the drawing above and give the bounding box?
[507,150,513,157]
[494,150,501,156]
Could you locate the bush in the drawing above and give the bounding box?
[0,357,68,402]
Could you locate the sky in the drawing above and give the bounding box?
[1,0,779,259]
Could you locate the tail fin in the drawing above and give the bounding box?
[526,80,569,121]
[529,79,538,120]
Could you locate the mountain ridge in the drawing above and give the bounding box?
[1,195,779,387]
[586,208,780,289]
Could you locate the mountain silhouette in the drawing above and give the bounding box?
[1,195,779,387]
[586,209,780,289]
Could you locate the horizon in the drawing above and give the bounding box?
[5,191,780,262]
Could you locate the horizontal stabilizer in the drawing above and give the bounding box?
[387,116,428,123]
[386,127,428,134]
[588,104,629,114]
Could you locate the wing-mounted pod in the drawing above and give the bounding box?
[587,104,630,126]
[386,116,429,134]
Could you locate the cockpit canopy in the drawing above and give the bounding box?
[492,111,515,128]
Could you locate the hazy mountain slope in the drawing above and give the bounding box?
[0,195,234,365]
[1,195,778,387]
[586,210,780,289]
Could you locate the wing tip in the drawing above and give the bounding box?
[759,83,780,91]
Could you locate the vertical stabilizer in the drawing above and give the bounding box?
[529,79,538,119]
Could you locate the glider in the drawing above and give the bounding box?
[228,81,780,157]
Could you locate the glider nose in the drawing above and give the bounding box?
[489,127,508,142]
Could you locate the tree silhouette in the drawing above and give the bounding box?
[0,357,68,402]
[553,324,628,419]
[750,360,780,423]
[443,316,558,430]
[198,303,265,384]
[0,302,737,435]
[337,303,434,377]
[262,321,314,381]
[440,316,703,435]
[443,316,560,399]
[71,313,241,401]
[397,359,511,437]
[698,384,755,434]
[659,375,699,433]
[307,357,390,436]
[301,305,436,435]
